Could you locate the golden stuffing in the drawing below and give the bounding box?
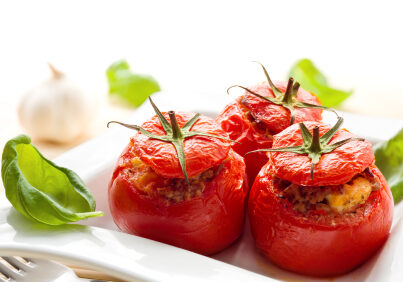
[124,157,223,204]
[275,168,381,215]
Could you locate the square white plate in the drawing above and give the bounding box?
[1,91,403,281]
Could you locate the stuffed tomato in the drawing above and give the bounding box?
[108,99,248,255]
[216,64,331,185]
[248,118,393,276]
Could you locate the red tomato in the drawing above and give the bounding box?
[248,121,393,276]
[109,112,248,255]
[216,81,322,185]
[270,121,375,186]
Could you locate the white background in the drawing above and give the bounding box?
[0,0,402,155]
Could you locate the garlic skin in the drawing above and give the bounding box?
[18,64,96,144]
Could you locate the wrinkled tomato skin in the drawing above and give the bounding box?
[216,82,322,185]
[109,148,248,255]
[216,99,273,186]
[248,163,393,277]
[135,112,231,179]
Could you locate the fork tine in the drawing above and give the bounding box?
[3,257,33,272]
[0,274,9,282]
[0,257,24,280]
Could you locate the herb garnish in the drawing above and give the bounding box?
[289,58,353,107]
[1,135,103,225]
[106,60,160,107]
[374,127,403,203]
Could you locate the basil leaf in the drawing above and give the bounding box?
[106,59,161,107]
[1,135,103,225]
[289,58,353,107]
[374,128,403,203]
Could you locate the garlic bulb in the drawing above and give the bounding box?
[18,64,97,143]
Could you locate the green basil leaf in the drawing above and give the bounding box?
[106,59,161,107]
[1,135,103,225]
[374,128,403,203]
[289,58,353,107]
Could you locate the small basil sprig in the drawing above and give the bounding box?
[1,135,103,225]
[374,128,403,203]
[289,58,353,107]
[108,97,238,185]
[247,117,364,179]
[227,62,338,125]
[106,59,161,107]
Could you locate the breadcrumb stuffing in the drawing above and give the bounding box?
[124,156,224,204]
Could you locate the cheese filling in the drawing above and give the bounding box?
[325,177,372,213]
[275,168,381,214]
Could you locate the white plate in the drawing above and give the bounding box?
[1,91,403,282]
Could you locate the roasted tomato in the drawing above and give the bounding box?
[248,119,393,276]
[109,103,248,255]
[216,65,326,185]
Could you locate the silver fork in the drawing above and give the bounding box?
[0,256,84,282]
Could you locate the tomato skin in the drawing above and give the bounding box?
[248,163,393,276]
[135,112,231,179]
[109,148,248,255]
[216,82,322,184]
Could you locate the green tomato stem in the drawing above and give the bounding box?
[309,126,322,153]
[169,111,183,139]
[281,77,295,104]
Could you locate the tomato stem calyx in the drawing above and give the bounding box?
[107,97,238,185]
[281,77,299,105]
[247,117,365,179]
[227,62,339,125]
[169,111,183,139]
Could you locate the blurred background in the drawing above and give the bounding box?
[1,0,402,159]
